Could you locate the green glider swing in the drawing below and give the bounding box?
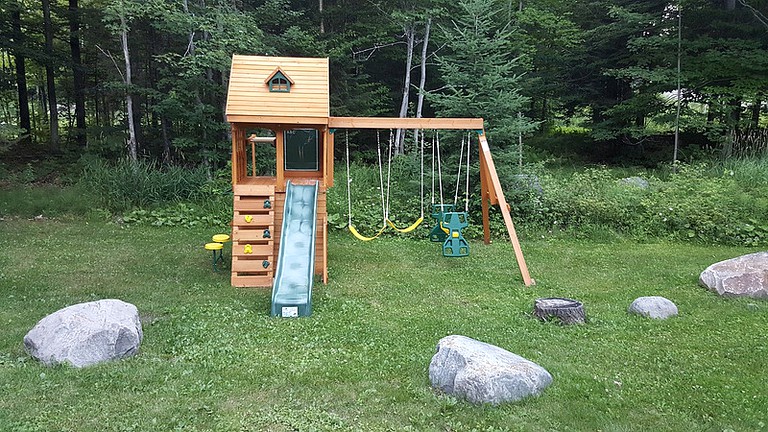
[428,131,472,257]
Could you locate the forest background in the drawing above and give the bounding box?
[1,0,768,246]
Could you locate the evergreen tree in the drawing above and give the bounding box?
[430,0,535,147]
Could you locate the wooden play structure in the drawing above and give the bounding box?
[225,55,532,315]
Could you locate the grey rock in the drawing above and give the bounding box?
[511,174,543,196]
[699,252,768,299]
[628,296,678,319]
[429,335,552,405]
[619,176,650,189]
[24,299,143,367]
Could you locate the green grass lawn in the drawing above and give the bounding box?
[0,218,766,431]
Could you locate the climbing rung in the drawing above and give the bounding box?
[234,196,275,212]
[232,227,274,242]
[232,243,272,256]
[231,257,274,272]
[232,214,272,226]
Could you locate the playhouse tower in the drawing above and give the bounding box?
[225,55,333,287]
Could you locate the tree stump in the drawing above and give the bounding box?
[533,298,585,325]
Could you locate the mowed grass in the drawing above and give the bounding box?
[0,218,766,431]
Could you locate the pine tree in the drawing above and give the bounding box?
[430,0,534,147]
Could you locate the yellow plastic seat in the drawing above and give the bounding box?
[204,242,225,272]
[205,242,224,251]
[212,234,230,243]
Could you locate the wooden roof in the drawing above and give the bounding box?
[226,55,329,124]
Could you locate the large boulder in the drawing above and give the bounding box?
[429,335,552,405]
[628,296,678,319]
[24,299,143,367]
[699,252,768,299]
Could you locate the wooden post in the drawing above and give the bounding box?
[322,215,328,284]
[478,132,533,286]
[275,128,285,191]
[327,128,334,187]
[322,127,334,187]
[231,125,240,185]
[479,142,491,245]
[250,140,256,177]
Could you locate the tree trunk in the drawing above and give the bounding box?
[729,98,742,132]
[706,101,716,124]
[319,0,324,34]
[69,0,86,147]
[533,298,585,325]
[120,12,138,162]
[395,25,415,155]
[11,5,31,138]
[182,0,195,55]
[751,99,762,128]
[161,115,171,163]
[93,51,100,130]
[42,0,59,151]
[413,18,431,149]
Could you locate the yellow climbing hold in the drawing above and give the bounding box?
[244,244,253,254]
[245,215,253,223]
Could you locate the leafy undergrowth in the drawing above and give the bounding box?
[0,219,766,431]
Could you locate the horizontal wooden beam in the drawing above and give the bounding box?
[228,116,485,131]
[328,116,484,130]
[227,115,329,126]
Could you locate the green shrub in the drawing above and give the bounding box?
[80,158,227,212]
[521,162,768,246]
[121,202,231,228]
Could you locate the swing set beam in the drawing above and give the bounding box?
[329,116,484,130]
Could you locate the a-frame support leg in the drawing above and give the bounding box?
[478,132,534,286]
[480,150,492,245]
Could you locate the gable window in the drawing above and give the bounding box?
[268,71,291,93]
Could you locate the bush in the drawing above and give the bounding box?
[80,158,229,212]
[516,161,768,246]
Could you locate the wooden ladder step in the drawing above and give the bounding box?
[233,184,275,196]
[232,214,272,226]
[232,257,275,272]
[232,226,274,242]
[231,274,273,288]
[231,243,273,257]
[234,195,275,212]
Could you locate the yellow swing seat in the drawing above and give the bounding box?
[348,224,386,242]
[386,217,424,234]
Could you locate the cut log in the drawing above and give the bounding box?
[533,298,585,325]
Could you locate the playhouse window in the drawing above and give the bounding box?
[284,129,319,171]
[269,72,291,92]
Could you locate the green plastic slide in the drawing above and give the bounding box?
[271,180,319,318]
